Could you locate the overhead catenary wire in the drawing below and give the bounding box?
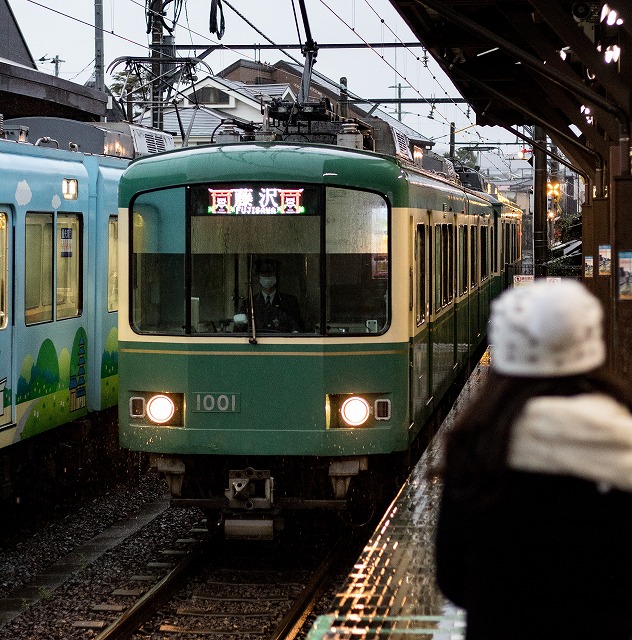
[21,0,525,174]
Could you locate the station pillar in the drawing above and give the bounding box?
[612,175,632,378]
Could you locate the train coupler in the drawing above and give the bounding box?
[225,467,274,510]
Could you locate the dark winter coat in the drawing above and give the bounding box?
[435,393,632,640]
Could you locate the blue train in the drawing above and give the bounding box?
[0,117,172,502]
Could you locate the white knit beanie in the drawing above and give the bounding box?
[489,279,606,376]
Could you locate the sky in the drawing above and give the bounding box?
[7,0,532,177]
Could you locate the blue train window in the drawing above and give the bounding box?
[57,214,82,320]
[25,213,53,325]
[0,212,6,330]
[25,213,83,325]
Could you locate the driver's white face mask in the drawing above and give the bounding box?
[259,275,277,289]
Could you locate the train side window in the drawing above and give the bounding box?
[57,214,82,320]
[108,217,118,312]
[491,227,496,273]
[415,224,425,325]
[434,226,442,311]
[444,224,453,303]
[25,213,53,325]
[0,213,7,329]
[481,226,489,281]
[459,225,468,295]
[470,226,478,287]
[428,225,433,316]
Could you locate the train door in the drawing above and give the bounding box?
[410,221,430,427]
[470,223,481,340]
[0,209,12,429]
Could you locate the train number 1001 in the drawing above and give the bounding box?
[193,392,241,413]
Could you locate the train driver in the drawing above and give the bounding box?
[239,258,304,333]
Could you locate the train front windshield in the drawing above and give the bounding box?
[130,183,389,336]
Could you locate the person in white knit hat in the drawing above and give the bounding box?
[434,278,632,640]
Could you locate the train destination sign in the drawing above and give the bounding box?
[208,186,305,215]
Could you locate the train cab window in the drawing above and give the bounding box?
[25,213,53,325]
[325,188,388,335]
[108,217,118,312]
[470,226,478,288]
[415,224,426,325]
[0,212,7,329]
[56,214,82,320]
[132,184,389,336]
[185,184,321,336]
[131,188,186,334]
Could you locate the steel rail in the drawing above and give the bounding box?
[95,537,209,640]
[268,535,347,640]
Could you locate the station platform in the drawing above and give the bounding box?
[307,352,491,639]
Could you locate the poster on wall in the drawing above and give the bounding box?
[599,245,611,276]
[513,275,561,288]
[584,256,593,278]
[619,252,632,300]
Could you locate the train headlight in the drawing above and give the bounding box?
[146,394,175,424]
[340,396,371,427]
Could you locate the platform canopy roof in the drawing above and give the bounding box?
[388,0,632,181]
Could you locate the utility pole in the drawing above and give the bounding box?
[149,0,164,131]
[95,0,105,94]
[533,125,548,277]
[39,55,65,77]
[388,83,412,121]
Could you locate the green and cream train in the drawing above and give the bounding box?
[118,135,522,538]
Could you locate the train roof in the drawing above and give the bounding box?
[118,141,492,211]
[0,135,129,168]
[119,141,397,203]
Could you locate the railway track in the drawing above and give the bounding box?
[109,520,353,639]
[92,525,209,639]
[1,484,373,640]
